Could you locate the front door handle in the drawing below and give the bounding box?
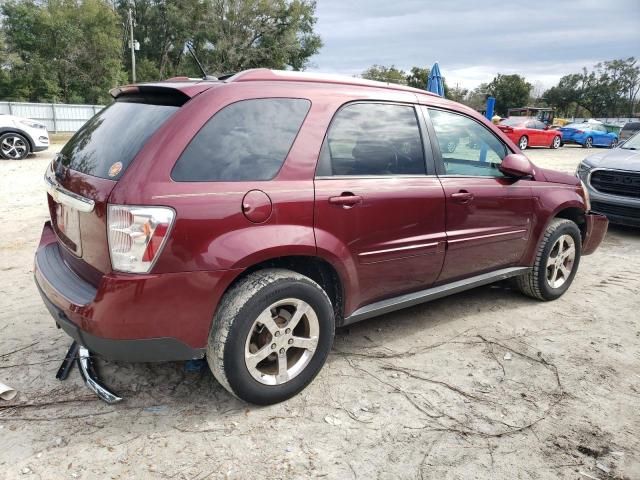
[450,191,474,204]
[328,193,363,208]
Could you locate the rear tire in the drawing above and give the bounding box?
[583,137,593,148]
[515,219,581,301]
[518,136,528,150]
[207,268,334,405]
[0,132,30,160]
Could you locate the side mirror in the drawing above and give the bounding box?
[499,153,534,178]
[544,125,549,130]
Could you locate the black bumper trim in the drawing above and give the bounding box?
[37,283,205,362]
[36,242,96,306]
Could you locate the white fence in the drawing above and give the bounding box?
[0,101,104,132]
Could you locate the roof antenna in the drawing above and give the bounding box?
[185,41,217,80]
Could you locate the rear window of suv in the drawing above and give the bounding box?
[171,98,310,182]
[59,99,179,179]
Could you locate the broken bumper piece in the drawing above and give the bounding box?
[57,340,122,404]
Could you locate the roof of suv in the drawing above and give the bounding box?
[118,69,440,99]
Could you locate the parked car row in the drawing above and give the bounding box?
[497,117,622,150]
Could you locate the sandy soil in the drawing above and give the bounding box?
[0,144,639,480]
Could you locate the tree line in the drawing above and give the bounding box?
[362,59,640,118]
[0,0,321,104]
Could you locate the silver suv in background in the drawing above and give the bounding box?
[577,131,640,227]
[0,114,49,160]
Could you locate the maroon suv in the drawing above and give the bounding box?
[35,69,608,405]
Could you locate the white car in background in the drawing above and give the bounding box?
[0,114,49,160]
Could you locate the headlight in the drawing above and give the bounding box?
[579,180,591,211]
[575,161,593,177]
[19,120,46,130]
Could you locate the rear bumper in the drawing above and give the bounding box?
[34,222,241,362]
[582,213,609,255]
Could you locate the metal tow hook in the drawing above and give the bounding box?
[56,341,123,404]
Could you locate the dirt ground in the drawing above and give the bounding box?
[0,143,639,480]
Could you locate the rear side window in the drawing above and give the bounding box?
[172,98,310,182]
[316,103,425,176]
[60,100,179,179]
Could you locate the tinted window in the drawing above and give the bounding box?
[60,101,178,179]
[429,109,508,177]
[622,122,640,132]
[172,98,310,181]
[316,103,425,176]
[500,118,527,127]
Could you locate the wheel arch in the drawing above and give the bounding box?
[220,255,346,327]
[0,127,34,152]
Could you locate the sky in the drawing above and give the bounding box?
[308,0,640,91]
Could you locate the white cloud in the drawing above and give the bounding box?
[308,0,640,90]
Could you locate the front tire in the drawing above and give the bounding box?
[0,133,30,160]
[207,268,334,405]
[610,138,618,148]
[551,136,561,149]
[515,218,581,301]
[518,136,528,150]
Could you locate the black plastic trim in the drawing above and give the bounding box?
[37,283,205,362]
[343,266,531,325]
[35,243,96,305]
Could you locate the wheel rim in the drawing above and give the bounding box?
[1,136,27,159]
[610,140,617,148]
[244,298,319,385]
[546,234,576,289]
[553,137,561,148]
[519,137,527,149]
[586,138,592,148]
[446,141,456,153]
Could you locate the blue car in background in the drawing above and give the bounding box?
[559,122,618,148]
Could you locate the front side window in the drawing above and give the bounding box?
[429,109,508,177]
[316,103,425,176]
[172,98,310,181]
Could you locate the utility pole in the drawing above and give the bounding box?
[128,7,136,83]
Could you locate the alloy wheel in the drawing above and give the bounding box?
[244,298,319,385]
[1,135,28,159]
[552,136,561,149]
[546,234,576,289]
[519,136,528,150]
[585,137,593,148]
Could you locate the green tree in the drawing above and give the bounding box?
[119,0,322,80]
[361,64,407,84]
[486,74,532,116]
[1,0,125,103]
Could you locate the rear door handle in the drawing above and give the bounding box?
[450,191,474,204]
[328,193,363,208]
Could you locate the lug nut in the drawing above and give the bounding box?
[288,339,293,345]
[285,328,291,334]
[274,331,281,337]
[271,343,276,349]
[279,348,285,355]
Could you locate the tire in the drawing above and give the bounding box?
[583,137,593,148]
[0,132,30,160]
[610,138,618,148]
[551,136,561,149]
[518,136,528,150]
[515,218,581,301]
[207,268,335,405]
[445,140,458,153]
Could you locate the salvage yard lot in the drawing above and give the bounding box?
[0,145,638,479]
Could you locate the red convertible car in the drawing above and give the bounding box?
[498,117,562,150]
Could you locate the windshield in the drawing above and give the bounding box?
[621,131,640,149]
[59,100,179,179]
[500,118,527,127]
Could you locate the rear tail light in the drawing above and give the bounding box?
[107,205,175,273]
